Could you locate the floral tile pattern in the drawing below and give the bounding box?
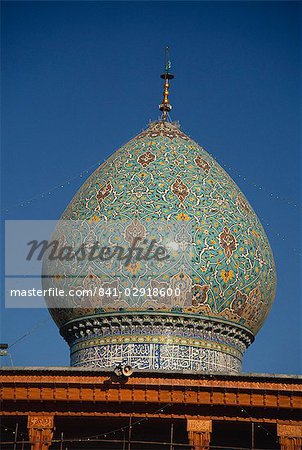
[43,121,276,372]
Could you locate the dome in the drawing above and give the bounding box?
[43,120,276,373]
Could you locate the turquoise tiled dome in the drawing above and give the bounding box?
[44,120,276,372]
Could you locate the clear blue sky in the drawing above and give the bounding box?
[1,1,301,374]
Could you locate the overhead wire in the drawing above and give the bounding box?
[8,318,51,350]
[1,136,301,214]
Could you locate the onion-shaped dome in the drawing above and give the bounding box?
[43,120,276,373]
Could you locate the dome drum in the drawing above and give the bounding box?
[60,313,252,372]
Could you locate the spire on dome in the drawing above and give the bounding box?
[159,46,174,121]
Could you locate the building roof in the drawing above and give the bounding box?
[1,366,301,381]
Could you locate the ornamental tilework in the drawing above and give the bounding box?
[43,120,276,372]
[70,343,241,373]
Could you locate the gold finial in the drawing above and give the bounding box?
[159,46,174,121]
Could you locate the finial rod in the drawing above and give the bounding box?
[159,46,174,121]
